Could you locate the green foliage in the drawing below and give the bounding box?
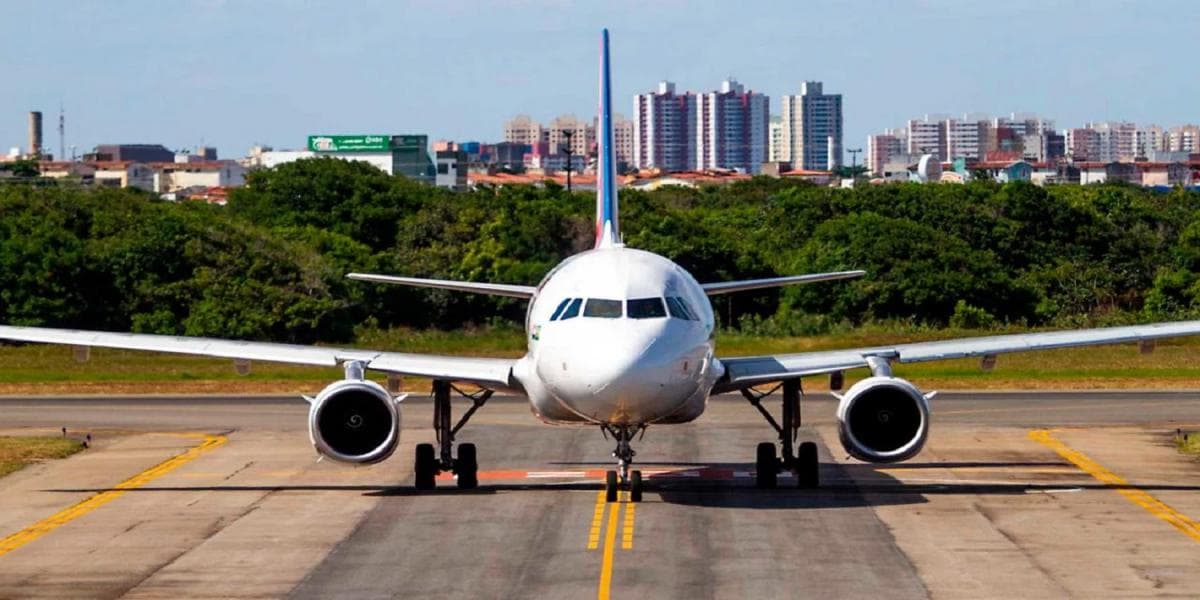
[3,158,1200,344]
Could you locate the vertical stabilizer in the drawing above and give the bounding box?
[595,28,621,248]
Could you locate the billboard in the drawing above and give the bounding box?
[307,135,390,152]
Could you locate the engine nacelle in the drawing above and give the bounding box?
[308,378,401,464]
[836,376,930,463]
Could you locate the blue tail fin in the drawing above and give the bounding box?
[595,28,620,248]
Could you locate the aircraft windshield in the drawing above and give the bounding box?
[559,298,582,320]
[666,296,699,321]
[583,298,623,318]
[627,297,667,319]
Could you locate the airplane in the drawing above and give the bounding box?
[5,29,1200,503]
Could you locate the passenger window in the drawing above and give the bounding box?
[666,296,698,321]
[627,297,666,319]
[560,298,583,320]
[583,298,622,318]
[549,298,571,321]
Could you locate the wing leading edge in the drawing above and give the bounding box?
[0,325,518,390]
[714,320,1200,393]
[700,270,866,295]
[346,273,536,299]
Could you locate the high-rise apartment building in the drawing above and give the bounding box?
[1136,125,1166,157]
[867,133,903,176]
[546,114,595,156]
[1167,125,1200,153]
[945,116,988,160]
[696,79,769,173]
[504,115,544,147]
[779,81,843,170]
[1087,122,1137,162]
[906,116,947,160]
[611,113,634,168]
[1066,128,1101,161]
[633,81,697,172]
[768,116,782,163]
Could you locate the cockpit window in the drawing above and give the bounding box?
[627,297,667,319]
[666,296,699,321]
[549,298,571,321]
[583,298,623,318]
[559,298,583,320]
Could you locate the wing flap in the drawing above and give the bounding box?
[346,273,536,299]
[715,320,1200,392]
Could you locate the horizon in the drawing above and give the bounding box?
[3,0,1199,160]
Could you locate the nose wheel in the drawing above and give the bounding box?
[603,424,645,502]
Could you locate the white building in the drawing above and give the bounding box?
[907,115,947,161]
[1168,125,1200,153]
[152,161,246,194]
[696,79,769,173]
[633,81,697,172]
[945,116,988,160]
[1088,121,1137,162]
[779,81,843,171]
[611,113,634,168]
[768,116,783,163]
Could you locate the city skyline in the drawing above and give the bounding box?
[3,1,1200,160]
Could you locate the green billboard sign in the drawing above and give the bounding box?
[307,135,390,152]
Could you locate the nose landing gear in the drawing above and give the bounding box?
[602,424,644,502]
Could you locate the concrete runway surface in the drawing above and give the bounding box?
[1,391,1200,599]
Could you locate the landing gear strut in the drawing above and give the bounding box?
[602,424,644,503]
[741,379,820,489]
[414,379,492,491]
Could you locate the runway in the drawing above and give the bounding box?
[2,392,1200,598]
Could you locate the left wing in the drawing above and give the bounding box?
[700,270,866,296]
[0,325,518,390]
[714,320,1200,393]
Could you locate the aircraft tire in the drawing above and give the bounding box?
[605,470,619,502]
[630,470,643,502]
[755,442,777,489]
[414,443,437,490]
[797,441,819,488]
[456,443,478,489]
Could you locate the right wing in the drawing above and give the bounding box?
[0,325,519,391]
[714,320,1200,393]
[346,273,536,299]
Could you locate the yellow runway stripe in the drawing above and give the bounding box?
[0,432,227,558]
[621,498,636,550]
[1029,429,1200,543]
[587,491,606,550]
[596,495,621,600]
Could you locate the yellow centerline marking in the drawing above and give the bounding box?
[621,497,636,550]
[0,432,227,558]
[596,493,622,600]
[1029,429,1200,543]
[587,491,606,550]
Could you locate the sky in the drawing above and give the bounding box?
[2,0,1198,161]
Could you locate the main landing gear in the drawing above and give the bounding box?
[414,379,492,491]
[741,379,820,489]
[602,424,644,503]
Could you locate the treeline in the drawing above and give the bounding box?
[2,157,1200,343]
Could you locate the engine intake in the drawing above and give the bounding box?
[836,376,930,463]
[308,378,401,464]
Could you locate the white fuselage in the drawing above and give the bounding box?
[511,246,723,426]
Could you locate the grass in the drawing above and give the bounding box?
[3,325,1200,393]
[0,436,86,478]
[1178,431,1200,457]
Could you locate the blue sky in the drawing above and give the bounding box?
[2,0,1197,160]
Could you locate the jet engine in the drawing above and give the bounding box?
[836,376,931,463]
[308,378,402,464]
